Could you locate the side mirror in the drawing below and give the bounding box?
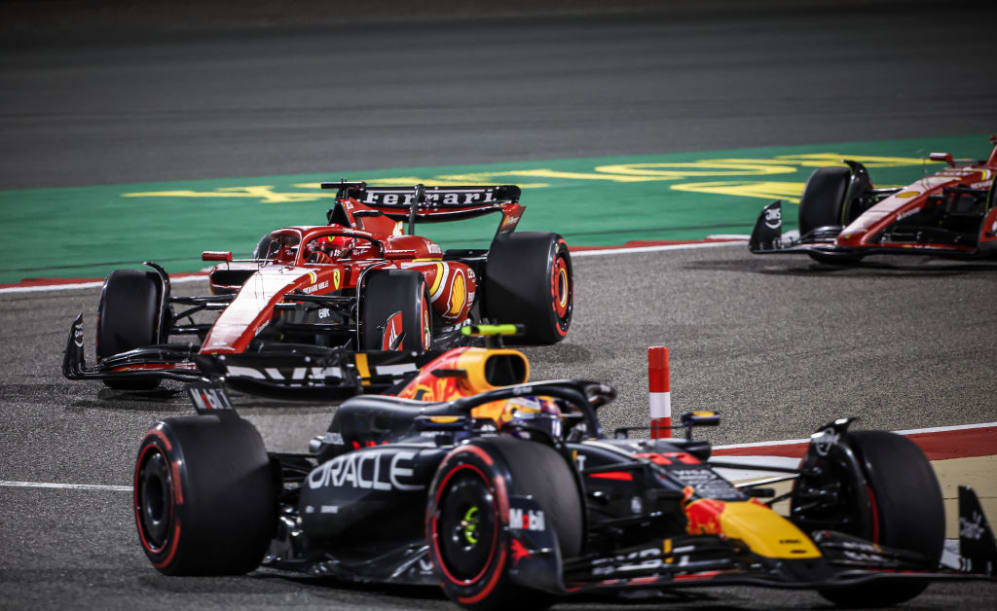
[460,324,524,338]
[681,411,720,428]
[929,152,955,167]
[460,323,525,348]
[202,251,232,262]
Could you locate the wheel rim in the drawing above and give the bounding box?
[436,471,497,583]
[550,251,572,335]
[553,260,569,317]
[421,293,432,349]
[136,446,173,551]
[461,506,481,545]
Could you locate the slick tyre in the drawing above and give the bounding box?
[798,166,863,265]
[799,166,851,236]
[133,416,277,575]
[361,269,432,352]
[427,437,583,611]
[484,233,572,345]
[817,431,945,607]
[96,269,166,390]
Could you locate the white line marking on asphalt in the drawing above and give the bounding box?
[0,480,131,492]
[892,421,997,435]
[571,240,745,258]
[712,421,997,451]
[0,274,206,295]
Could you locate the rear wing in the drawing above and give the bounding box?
[321,180,524,237]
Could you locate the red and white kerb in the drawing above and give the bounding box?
[649,346,671,439]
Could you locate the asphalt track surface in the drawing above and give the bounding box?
[2,3,997,189]
[2,4,997,610]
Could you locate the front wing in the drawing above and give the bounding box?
[749,201,996,260]
[550,484,997,595]
[555,529,993,595]
[63,314,437,399]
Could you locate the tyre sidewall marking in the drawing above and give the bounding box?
[134,432,183,569]
[549,239,571,336]
[428,446,510,603]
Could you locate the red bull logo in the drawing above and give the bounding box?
[681,486,822,558]
[682,486,727,535]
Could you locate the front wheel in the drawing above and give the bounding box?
[97,269,167,390]
[484,233,572,345]
[134,416,277,575]
[427,437,582,611]
[801,431,944,607]
[798,165,870,266]
[361,269,432,352]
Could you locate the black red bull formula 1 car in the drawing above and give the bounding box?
[749,135,997,264]
[132,340,996,609]
[63,181,573,398]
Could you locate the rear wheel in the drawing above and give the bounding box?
[802,431,944,607]
[427,437,582,611]
[361,269,432,352]
[799,166,867,265]
[484,233,572,344]
[96,269,166,390]
[134,416,277,575]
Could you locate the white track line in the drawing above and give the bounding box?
[712,421,997,451]
[892,421,997,435]
[0,274,206,295]
[0,240,749,294]
[571,240,745,258]
[0,480,131,492]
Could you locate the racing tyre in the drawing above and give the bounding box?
[427,437,583,611]
[484,233,572,344]
[798,166,865,265]
[133,415,277,575]
[361,269,432,352]
[96,269,167,390]
[815,431,945,607]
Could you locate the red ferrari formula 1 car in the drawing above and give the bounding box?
[63,182,573,397]
[749,135,997,264]
[132,337,997,609]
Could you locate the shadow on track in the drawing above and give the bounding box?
[252,571,734,609]
[684,256,997,278]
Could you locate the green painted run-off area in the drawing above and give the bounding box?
[0,134,988,285]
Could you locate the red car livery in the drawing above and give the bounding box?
[750,135,997,263]
[64,182,573,398]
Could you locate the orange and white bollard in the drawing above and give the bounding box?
[649,346,671,438]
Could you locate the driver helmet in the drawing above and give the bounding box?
[309,235,354,261]
[498,396,562,439]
